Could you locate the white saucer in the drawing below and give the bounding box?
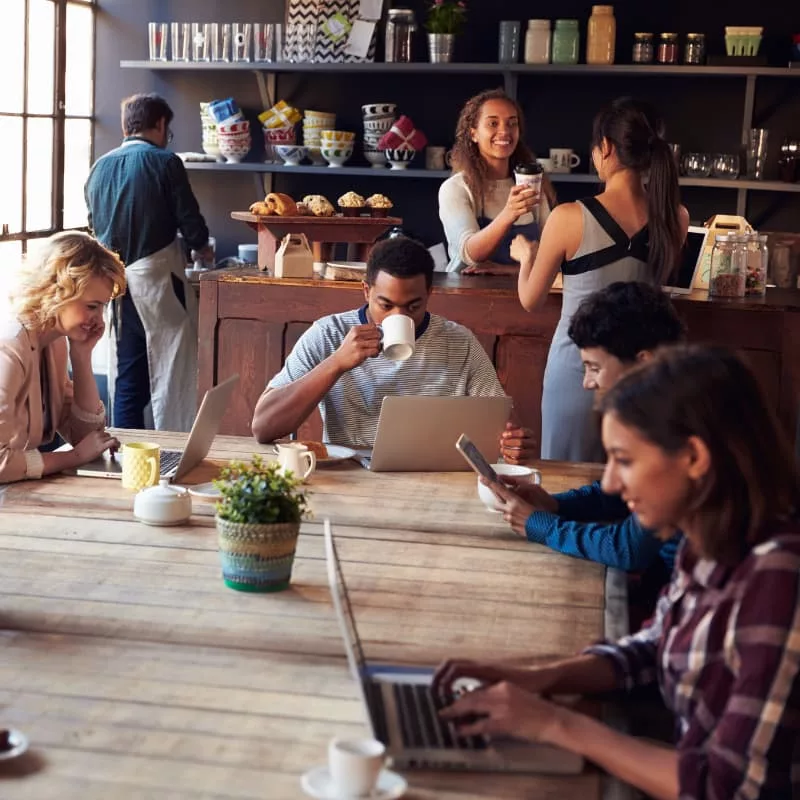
[186,481,222,500]
[0,728,29,761]
[300,765,407,799]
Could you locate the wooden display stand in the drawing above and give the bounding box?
[230,212,402,271]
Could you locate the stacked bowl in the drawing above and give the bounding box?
[320,130,355,168]
[303,110,336,166]
[362,103,396,169]
[217,119,252,163]
[200,103,221,160]
[263,126,296,163]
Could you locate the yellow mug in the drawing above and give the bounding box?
[122,442,160,491]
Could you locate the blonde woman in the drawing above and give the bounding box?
[0,231,125,483]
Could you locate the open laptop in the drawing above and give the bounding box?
[73,374,239,482]
[324,520,584,773]
[663,225,709,295]
[357,396,513,472]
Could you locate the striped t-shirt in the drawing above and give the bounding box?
[268,306,505,448]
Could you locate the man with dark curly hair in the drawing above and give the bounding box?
[491,282,685,585]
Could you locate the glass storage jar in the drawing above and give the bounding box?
[524,19,552,64]
[657,33,679,64]
[385,9,416,63]
[632,33,654,63]
[709,233,746,298]
[552,19,579,64]
[586,5,615,65]
[684,33,706,64]
[745,233,768,296]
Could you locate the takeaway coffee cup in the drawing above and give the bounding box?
[514,162,544,221]
[328,737,386,797]
[379,314,415,361]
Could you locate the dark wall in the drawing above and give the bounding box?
[95,1,800,259]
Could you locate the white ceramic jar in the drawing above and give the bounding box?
[134,479,193,526]
[524,19,551,64]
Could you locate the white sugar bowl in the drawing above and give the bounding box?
[134,479,192,526]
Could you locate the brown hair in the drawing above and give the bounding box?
[451,88,556,213]
[121,93,173,136]
[591,97,682,284]
[600,344,800,565]
[13,231,126,331]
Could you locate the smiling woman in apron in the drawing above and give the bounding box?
[438,89,556,276]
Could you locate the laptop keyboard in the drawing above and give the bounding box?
[160,450,182,476]
[392,683,487,751]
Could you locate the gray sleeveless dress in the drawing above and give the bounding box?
[541,197,656,462]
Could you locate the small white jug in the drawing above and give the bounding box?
[276,443,316,480]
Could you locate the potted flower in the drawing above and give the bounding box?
[214,455,310,592]
[425,0,467,63]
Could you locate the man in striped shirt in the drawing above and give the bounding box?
[251,236,506,449]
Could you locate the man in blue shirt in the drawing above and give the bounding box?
[494,281,685,581]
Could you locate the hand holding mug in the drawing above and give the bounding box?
[333,324,382,372]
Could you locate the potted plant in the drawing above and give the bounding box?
[425,0,467,63]
[214,455,310,592]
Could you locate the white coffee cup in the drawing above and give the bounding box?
[276,443,316,480]
[549,148,581,173]
[477,463,542,513]
[536,157,554,172]
[426,146,446,170]
[328,737,386,797]
[379,314,415,361]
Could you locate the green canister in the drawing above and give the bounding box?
[552,19,580,64]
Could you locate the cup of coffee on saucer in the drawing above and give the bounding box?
[379,314,415,361]
[478,463,541,513]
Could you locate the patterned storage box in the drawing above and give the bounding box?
[286,0,377,63]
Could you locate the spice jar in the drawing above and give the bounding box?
[632,32,654,63]
[552,19,580,64]
[745,233,768,296]
[385,8,416,63]
[684,33,706,65]
[709,234,746,298]
[657,33,679,64]
[524,19,551,64]
[586,5,616,65]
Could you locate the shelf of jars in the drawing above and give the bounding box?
[121,60,800,78]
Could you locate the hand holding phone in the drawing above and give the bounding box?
[455,434,502,486]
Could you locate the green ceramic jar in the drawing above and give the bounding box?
[552,19,580,64]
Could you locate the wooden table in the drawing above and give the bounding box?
[230,212,403,272]
[0,431,624,799]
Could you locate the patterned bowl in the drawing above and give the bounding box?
[363,149,386,169]
[362,103,397,119]
[275,145,309,166]
[321,146,354,168]
[218,135,252,164]
[385,148,416,170]
[320,129,356,144]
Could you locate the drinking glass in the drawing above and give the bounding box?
[209,23,231,62]
[746,128,768,179]
[192,23,211,61]
[148,22,168,61]
[232,23,253,62]
[171,22,190,61]
[682,152,712,178]
[254,23,275,62]
[712,153,740,179]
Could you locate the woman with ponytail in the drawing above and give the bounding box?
[515,97,688,462]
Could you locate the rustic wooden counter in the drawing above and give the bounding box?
[198,269,800,454]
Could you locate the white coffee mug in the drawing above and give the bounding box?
[426,146,446,170]
[536,157,554,172]
[328,737,386,797]
[276,443,316,480]
[477,463,542,513]
[379,314,415,361]
[549,148,581,173]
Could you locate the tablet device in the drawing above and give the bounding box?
[663,225,709,294]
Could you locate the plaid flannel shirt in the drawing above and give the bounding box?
[586,526,800,799]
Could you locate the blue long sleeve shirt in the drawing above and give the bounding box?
[525,481,680,571]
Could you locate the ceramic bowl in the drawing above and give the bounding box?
[477,464,541,513]
[362,103,396,118]
[363,149,386,169]
[385,148,416,170]
[218,135,252,163]
[320,129,356,144]
[263,126,296,145]
[218,119,250,136]
[275,145,309,166]
[321,146,353,167]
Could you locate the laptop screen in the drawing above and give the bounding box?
[664,228,706,290]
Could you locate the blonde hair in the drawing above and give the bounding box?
[13,231,126,330]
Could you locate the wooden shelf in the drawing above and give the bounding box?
[121,60,800,78]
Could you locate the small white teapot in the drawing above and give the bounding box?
[276,443,316,480]
[134,479,193,526]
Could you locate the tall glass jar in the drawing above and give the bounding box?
[385,9,416,63]
[709,234,746,298]
[745,233,768,296]
[552,19,579,64]
[586,5,615,65]
[524,19,551,64]
[684,33,706,64]
[656,33,679,64]
[632,33,654,63]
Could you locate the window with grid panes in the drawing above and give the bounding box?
[0,0,95,266]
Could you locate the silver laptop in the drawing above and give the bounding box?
[74,374,239,482]
[358,396,513,472]
[324,520,584,774]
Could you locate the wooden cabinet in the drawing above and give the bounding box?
[199,269,800,455]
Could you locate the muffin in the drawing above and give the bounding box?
[365,193,393,218]
[302,194,335,217]
[337,191,366,217]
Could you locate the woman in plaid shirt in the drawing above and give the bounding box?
[437,344,800,799]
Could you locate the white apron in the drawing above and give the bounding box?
[107,237,197,432]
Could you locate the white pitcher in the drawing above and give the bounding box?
[276,443,316,480]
